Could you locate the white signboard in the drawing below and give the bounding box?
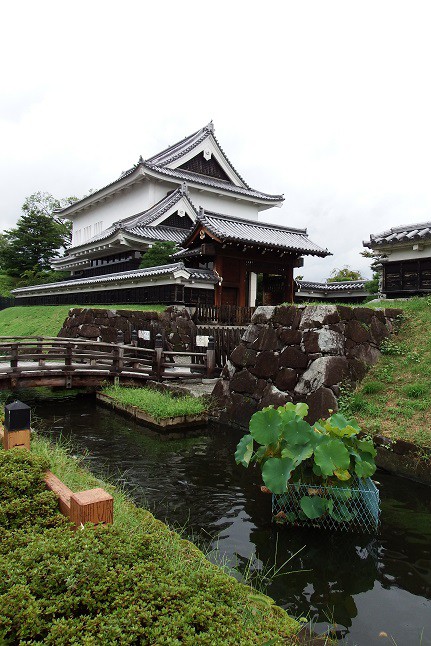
[138,330,151,340]
[195,335,209,347]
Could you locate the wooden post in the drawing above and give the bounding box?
[69,488,114,528]
[3,428,30,450]
[131,329,138,347]
[37,337,45,366]
[206,336,215,378]
[154,333,163,381]
[10,343,18,369]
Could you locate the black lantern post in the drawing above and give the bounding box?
[3,400,31,450]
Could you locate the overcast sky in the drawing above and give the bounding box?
[1,0,430,281]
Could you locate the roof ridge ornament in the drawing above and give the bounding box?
[138,155,144,163]
[205,120,214,133]
[180,182,189,196]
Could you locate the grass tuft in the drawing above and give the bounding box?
[101,384,207,420]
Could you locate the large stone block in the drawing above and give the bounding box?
[345,320,370,343]
[353,307,375,324]
[225,393,259,428]
[241,324,263,344]
[251,306,276,324]
[230,344,257,367]
[370,317,390,346]
[302,328,344,355]
[299,305,340,330]
[77,324,100,338]
[251,326,281,352]
[277,328,302,346]
[230,369,258,394]
[275,367,297,392]
[295,356,349,395]
[336,305,354,321]
[348,343,380,366]
[250,350,279,378]
[272,305,300,327]
[260,384,292,408]
[305,387,338,424]
[279,346,309,369]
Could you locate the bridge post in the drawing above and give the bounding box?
[37,337,45,367]
[154,333,163,381]
[10,343,18,369]
[206,336,215,378]
[131,329,138,347]
[117,331,124,345]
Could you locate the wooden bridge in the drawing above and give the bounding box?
[0,336,216,389]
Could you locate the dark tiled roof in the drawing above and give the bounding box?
[126,225,188,244]
[184,210,330,257]
[12,263,218,295]
[143,164,283,202]
[364,221,431,247]
[297,280,367,291]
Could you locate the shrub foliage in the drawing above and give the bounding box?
[0,449,297,644]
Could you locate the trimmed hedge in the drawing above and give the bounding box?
[0,449,298,645]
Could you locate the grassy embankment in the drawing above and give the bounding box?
[0,440,299,644]
[0,304,165,337]
[340,297,431,452]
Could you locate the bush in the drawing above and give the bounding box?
[0,449,297,644]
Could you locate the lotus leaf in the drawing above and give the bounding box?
[354,453,376,478]
[333,468,351,481]
[249,408,282,445]
[314,438,350,477]
[234,434,254,467]
[357,439,377,457]
[281,442,314,465]
[330,503,355,523]
[261,457,296,494]
[300,495,329,519]
[281,418,314,445]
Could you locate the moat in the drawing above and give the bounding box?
[29,394,431,645]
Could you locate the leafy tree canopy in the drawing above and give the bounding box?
[139,241,178,269]
[0,192,77,276]
[327,265,364,283]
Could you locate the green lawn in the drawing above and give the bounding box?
[0,304,165,338]
[101,385,207,420]
[340,296,431,450]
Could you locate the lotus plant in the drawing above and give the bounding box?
[235,402,377,524]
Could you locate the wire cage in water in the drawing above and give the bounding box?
[272,477,380,533]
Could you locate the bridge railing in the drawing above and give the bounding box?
[0,335,217,383]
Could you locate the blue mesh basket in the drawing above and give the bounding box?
[272,477,380,533]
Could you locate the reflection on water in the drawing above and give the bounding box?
[31,394,431,646]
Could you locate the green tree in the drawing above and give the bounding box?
[139,241,178,269]
[0,192,76,276]
[327,265,364,282]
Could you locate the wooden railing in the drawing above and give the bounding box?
[193,304,255,326]
[0,335,216,387]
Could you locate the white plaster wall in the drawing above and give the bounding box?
[382,244,431,262]
[188,189,261,220]
[71,182,153,245]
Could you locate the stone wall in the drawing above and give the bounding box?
[58,306,196,351]
[213,304,402,427]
